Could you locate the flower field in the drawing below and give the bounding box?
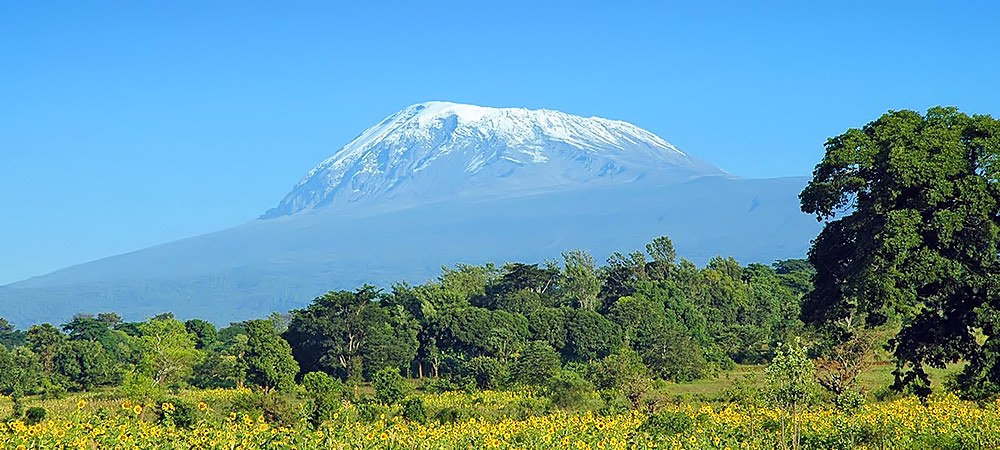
[2,389,1000,449]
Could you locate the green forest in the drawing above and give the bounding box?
[0,237,811,404]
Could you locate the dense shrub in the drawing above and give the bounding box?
[433,406,474,424]
[546,369,597,410]
[402,396,427,423]
[357,402,390,422]
[422,377,459,393]
[639,410,693,436]
[24,406,47,425]
[465,356,507,389]
[227,390,305,426]
[372,368,407,405]
[504,397,551,419]
[301,371,342,426]
[154,396,199,429]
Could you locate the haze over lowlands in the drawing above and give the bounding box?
[0,102,819,326]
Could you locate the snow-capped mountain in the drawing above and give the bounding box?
[262,102,725,218]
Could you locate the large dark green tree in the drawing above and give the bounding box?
[800,107,1000,397]
[54,340,121,390]
[432,307,528,362]
[185,319,219,350]
[562,309,622,362]
[0,318,25,348]
[283,286,384,379]
[284,285,420,380]
[62,315,112,341]
[26,323,66,377]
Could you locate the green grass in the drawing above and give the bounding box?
[658,365,763,398]
[654,360,964,404]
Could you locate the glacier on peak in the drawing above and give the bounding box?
[261,101,726,219]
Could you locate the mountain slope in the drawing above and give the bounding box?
[2,176,818,327]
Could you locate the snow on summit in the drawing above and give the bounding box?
[262,102,725,218]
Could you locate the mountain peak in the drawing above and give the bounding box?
[261,102,725,219]
[404,101,499,124]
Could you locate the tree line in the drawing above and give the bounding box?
[0,236,813,402]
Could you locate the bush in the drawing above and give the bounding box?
[227,390,305,427]
[639,410,693,436]
[341,379,363,404]
[546,369,598,410]
[301,371,342,427]
[38,378,67,400]
[433,406,474,424]
[357,402,390,422]
[504,397,551,420]
[118,371,165,402]
[721,373,764,406]
[402,396,427,423]
[641,325,709,382]
[872,385,903,402]
[465,357,507,390]
[421,377,458,394]
[589,348,652,407]
[24,406,46,425]
[372,368,408,405]
[834,390,866,412]
[598,390,632,415]
[155,396,198,429]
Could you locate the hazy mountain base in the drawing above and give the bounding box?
[0,176,820,327]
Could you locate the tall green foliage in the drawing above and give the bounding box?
[800,107,1000,397]
[283,286,383,379]
[561,250,601,310]
[26,323,66,376]
[54,340,120,390]
[302,371,342,426]
[244,320,298,392]
[137,317,200,387]
[765,339,815,450]
[372,367,407,405]
[0,235,819,394]
[0,318,25,348]
[0,345,42,397]
[512,341,561,385]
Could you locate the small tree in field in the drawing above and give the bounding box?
[814,327,881,396]
[765,339,815,450]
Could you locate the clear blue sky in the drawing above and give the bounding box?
[2,1,998,285]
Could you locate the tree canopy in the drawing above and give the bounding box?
[800,107,1000,397]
